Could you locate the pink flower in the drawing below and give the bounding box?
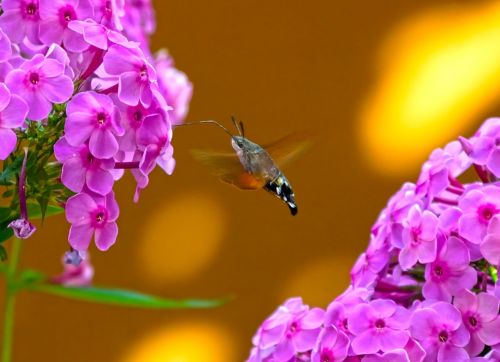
[398,204,439,270]
[54,137,115,195]
[480,215,500,265]
[66,192,119,251]
[410,302,470,362]
[114,98,161,151]
[454,290,500,356]
[65,91,123,159]
[423,237,476,301]
[311,327,349,362]
[347,299,410,355]
[51,250,94,286]
[38,0,94,51]
[458,185,500,244]
[0,83,28,159]
[5,53,73,120]
[0,0,41,43]
[154,50,192,125]
[102,44,157,106]
[251,298,325,362]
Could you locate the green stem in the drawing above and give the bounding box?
[2,238,23,362]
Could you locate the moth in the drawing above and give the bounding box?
[182,117,311,216]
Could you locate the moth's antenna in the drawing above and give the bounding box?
[231,115,243,136]
[239,121,245,138]
[174,120,234,137]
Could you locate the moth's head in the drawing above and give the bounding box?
[231,136,247,151]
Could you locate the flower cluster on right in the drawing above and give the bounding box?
[248,117,500,362]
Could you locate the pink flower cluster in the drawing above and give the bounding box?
[248,118,500,362]
[0,0,192,252]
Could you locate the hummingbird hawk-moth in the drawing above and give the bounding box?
[183,117,311,216]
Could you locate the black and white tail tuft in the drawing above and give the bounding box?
[264,174,297,216]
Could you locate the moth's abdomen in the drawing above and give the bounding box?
[264,174,297,216]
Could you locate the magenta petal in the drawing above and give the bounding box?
[68,224,94,251]
[63,30,89,52]
[448,268,477,295]
[399,245,418,270]
[61,157,86,193]
[348,304,373,335]
[458,213,484,244]
[371,299,397,318]
[39,19,64,45]
[103,45,137,74]
[294,329,320,352]
[82,23,108,49]
[481,234,500,265]
[471,136,495,164]
[89,128,118,159]
[94,222,118,251]
[477,293,500,322]
[54,137,78,162]
[410,309,436,340]
[423,279,450,301]
[459,190,484,211]
[260,325,286,349]
[442,237,470,268]
[0,83,11,111]
[454,289,477,314]
[417,239,437,264]
[39,58,65,77]
[451,323,470,347]
[437,345,469,362]
[105,192,120,221]
[86,168,114,195]
[118,72,141,106]
[301,308,325,329]
[0,128,17,160]
[478,317,500,345]
[39,75,74,103]
[65,193,96,224]
[65,112,95,145]
[25,90,52,121]
[487,149,500,177]
[273,338,295,362]
[351,330,380,355]
[1,95,28,128]
[379,330,409,352]
[465,333,484,358]
[0,11,26,43]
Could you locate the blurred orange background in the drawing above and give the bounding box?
[3,0,500,360]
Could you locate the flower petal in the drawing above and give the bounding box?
[94,222,118,251]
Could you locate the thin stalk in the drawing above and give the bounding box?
[1,237,23,362]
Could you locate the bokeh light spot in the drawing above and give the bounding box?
[360,1,500,175]
[138,192,226,284]
[280,256,354,307]
[122,321,236,362]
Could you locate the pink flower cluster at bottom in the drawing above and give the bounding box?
[248,118,500,362]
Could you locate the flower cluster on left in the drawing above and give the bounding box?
[0,0,193,262]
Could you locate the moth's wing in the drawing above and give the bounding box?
[191,149,266,190]
[263,131,315,168]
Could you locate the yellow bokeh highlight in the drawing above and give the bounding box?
[122,322,236,362]
[138,192,226,284]
[360,1,500,175]
[280,256,354,308]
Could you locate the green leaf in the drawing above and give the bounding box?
[0,207,11,222]
[27,203,64,220]
[2,189,14,198]
[0,156,22,185]
[0,245,6,261]
[29,284,227,309]
[0,222,13,243]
